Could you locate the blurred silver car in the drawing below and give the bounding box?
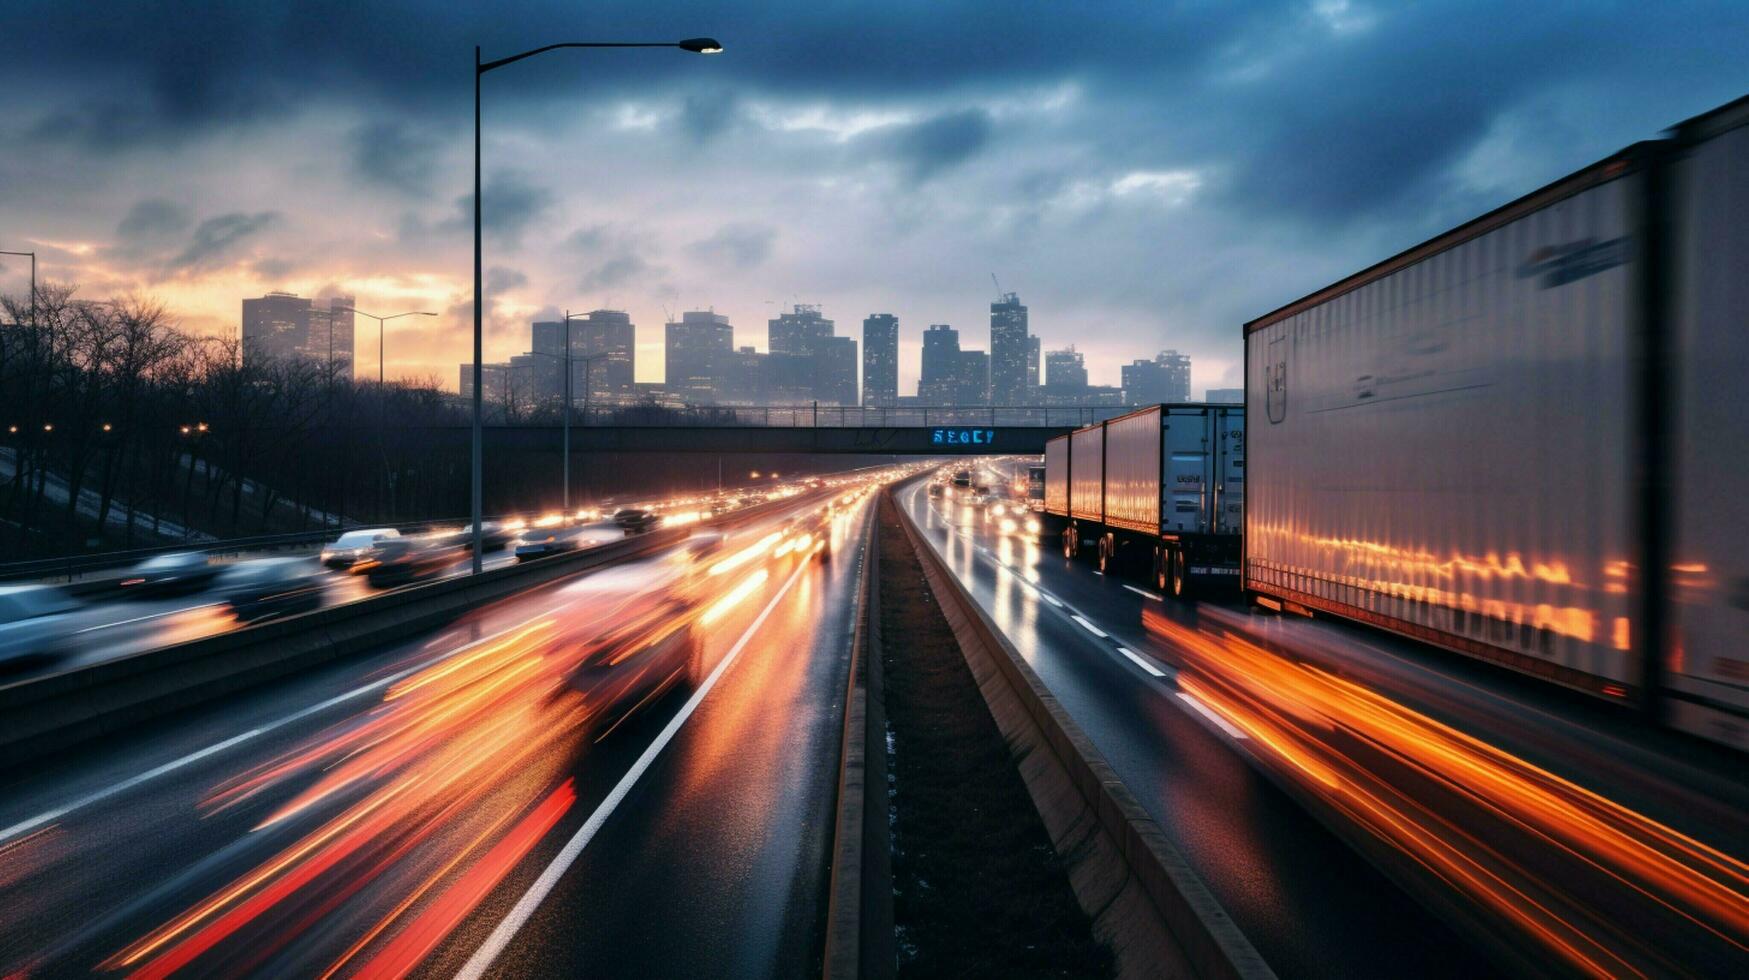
[513,525,592,561]
[321,528,401,568]
[0,585,79,665]
[118,551,220,596]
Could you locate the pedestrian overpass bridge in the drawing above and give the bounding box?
[452,405,1126,455]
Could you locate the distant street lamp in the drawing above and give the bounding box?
[471,35,723,573]
[526,311,613,517]
[334,307,438,386]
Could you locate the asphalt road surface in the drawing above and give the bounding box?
[0,487,874,978]
[900,470,1749,978]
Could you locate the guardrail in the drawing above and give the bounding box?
[0,517,468,585]
[823,490,892,979]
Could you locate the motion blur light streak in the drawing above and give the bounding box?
[1146,608,1749,976]
[703,568,770,625]
[709,532,781,576]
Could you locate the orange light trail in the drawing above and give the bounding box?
[1148,609,1749,976]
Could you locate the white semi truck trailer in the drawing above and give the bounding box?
[1244,95,1748,750]
[1042,403,1244,596]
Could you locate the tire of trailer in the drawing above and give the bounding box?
[1153,545,1168,592]
[1063,523,1078,560]
[1097,533,1113,574]
[1167,547,1187,599]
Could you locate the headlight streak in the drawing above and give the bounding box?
[1144,609,1749,977]
[709,532,781,577]
[702,569,770,625]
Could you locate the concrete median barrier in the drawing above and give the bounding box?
[892,491,1274,980]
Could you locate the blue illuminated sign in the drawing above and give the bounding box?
[931,428,996,446]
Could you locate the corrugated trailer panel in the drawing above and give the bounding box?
[1103,407,1163,534]
[1044,435,1071,516]
[1245,170,1642,691]
[1069,425,1105,522]
[1667,106,1749,745]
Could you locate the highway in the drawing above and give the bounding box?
[899,466,1749,977]
[0,482,878,977]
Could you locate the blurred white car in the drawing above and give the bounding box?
[321,528,401,568]
[0,585,79,665]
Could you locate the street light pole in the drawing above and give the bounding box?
[334,307,439,386]
[563,309,572,516]
[471,35,721,573]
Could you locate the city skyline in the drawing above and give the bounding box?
[453,296,1201,412]
[7,4,1739,403]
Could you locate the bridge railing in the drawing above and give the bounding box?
[539,404,1128,428]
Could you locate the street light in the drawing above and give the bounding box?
[525,314,613,517]
[333,307,438,386]
[472,36,722,573]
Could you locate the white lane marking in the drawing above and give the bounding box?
[1117,647,1167,678]
[0,607,560,846]
[74,602,227,634]
[0,729,261,845]
[454,541,823,980]
[1071,615,1108,638]
[1177,692,1248,740]
[1039,592,1064,608]
[1122,584,1163,602]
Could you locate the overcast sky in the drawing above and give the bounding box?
[1,1,1744,395]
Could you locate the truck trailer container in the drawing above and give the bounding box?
[1243,94,1748,750]
[1042,403,1244,595]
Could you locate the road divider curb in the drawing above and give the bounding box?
[823,495,893,980]
[0,528,688,773]
[894,491,1275,980]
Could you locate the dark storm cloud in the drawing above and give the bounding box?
[867,108,993,183]
[252,257,300,280]
[439,172,553,246]
[487,266,528,293]
[351,121,440,195]
[685,222,776,269]
[679,90,742,144]
[580,253,653,291]
[167,211,280,272]
[116,198,191,239]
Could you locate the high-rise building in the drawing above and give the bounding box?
[242,292,309,366]
[242,291,354,379]
[571,310,636,400]
[1121,350,1193,404]
[919,324,960,403]
[989,291,1030,404]
[862,313,899,407]
[766,305,857,405]
[665,310,733,402]
[1205,387,1243,403]
[1045,347,1088,389]
[819,336,859,407]
[1027,335,1041,390]
[768,304,834,357]
[955,350,991,406]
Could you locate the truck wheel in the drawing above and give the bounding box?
[1154,547,1168,592]
[1168,548,1187,599]
[1097,535,1111,574]
[1063,524,1078,560]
